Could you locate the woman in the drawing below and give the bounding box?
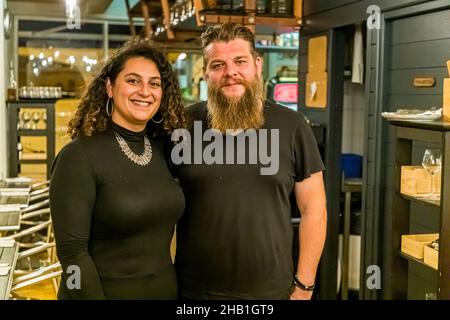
[49,41,186,299]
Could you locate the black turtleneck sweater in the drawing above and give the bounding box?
[49,121,185,299]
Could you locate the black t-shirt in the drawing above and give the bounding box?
[174,101,324,299]
[50,121,185,299]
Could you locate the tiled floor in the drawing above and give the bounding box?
[12,279,57,300]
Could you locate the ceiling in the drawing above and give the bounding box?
[7,0,138,20]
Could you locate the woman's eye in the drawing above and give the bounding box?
[127,79,139,84]
[150,82,161,88]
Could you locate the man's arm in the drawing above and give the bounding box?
[290,171,327,300]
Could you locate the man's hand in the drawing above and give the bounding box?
[290,286,313,300]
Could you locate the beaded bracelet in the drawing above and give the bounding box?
[293,275,315,291]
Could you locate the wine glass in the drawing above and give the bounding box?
[422,149,442,200]
[31,111,41,130]
[21,111,32,130]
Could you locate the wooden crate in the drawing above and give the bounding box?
[401,234,439,259]
[400,166,441,197]
[424,244,439,270]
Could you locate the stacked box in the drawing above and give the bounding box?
[444,78,450,120]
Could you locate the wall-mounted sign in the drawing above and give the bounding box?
[413,77,436,88]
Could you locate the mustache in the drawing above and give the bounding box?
[218,78,250,88]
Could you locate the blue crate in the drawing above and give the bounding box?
[341,154,363,178]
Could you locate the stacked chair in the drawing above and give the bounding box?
[2,180,61,299]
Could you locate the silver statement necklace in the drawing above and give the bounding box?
[114,132,152,166]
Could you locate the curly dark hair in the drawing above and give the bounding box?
[68,40,186,138]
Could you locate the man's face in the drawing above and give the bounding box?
[203,38,262,99]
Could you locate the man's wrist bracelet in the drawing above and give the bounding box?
[293,275,315,291]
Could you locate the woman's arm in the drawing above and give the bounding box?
[50,141,105,299]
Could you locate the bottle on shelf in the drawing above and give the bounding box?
[269,0,279,15]
[256,0,267,14]
[268,0,293,16]
[277,0,293,15]
[7,61,17,101]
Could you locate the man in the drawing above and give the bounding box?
[173,22,327,300]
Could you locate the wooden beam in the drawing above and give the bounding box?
[154,30,203,42]
[244,0,256,34]
[124,0,136,36]
[255,16,299,27]
[140,1,153,39]
[293,0,303,25]
[160,0,175,40]
[201,14,250,25]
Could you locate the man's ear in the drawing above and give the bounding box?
[255,56,263,77]
[105,78,113,98]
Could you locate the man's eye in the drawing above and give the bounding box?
[212,64,223,69]
[236,60,246,65]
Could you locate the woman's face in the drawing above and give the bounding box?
[106,56,162,132]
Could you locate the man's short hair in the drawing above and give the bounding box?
[201,22,258,61]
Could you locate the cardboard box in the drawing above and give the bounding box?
[401,166,441,197]
[444,78,450,121]
[444,78,450,92]
[401,234,439,259]
[424,244,439,270]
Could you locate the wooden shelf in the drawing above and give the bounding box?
[126,1,302,40]
[389,119,450,299]
[18,159,47,164]
[399,251,438,272]
[200,14,300,33]
[18,130,47,137]
[7,100,56,179]
[400,193,440,207]
[256,45,298,51]
[20,153,46,161]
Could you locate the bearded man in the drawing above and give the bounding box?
[174,22,327,300]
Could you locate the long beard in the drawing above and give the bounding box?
[206,76,265,133]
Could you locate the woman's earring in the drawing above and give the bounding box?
[151,112,163,124]
[106,98,113,117]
